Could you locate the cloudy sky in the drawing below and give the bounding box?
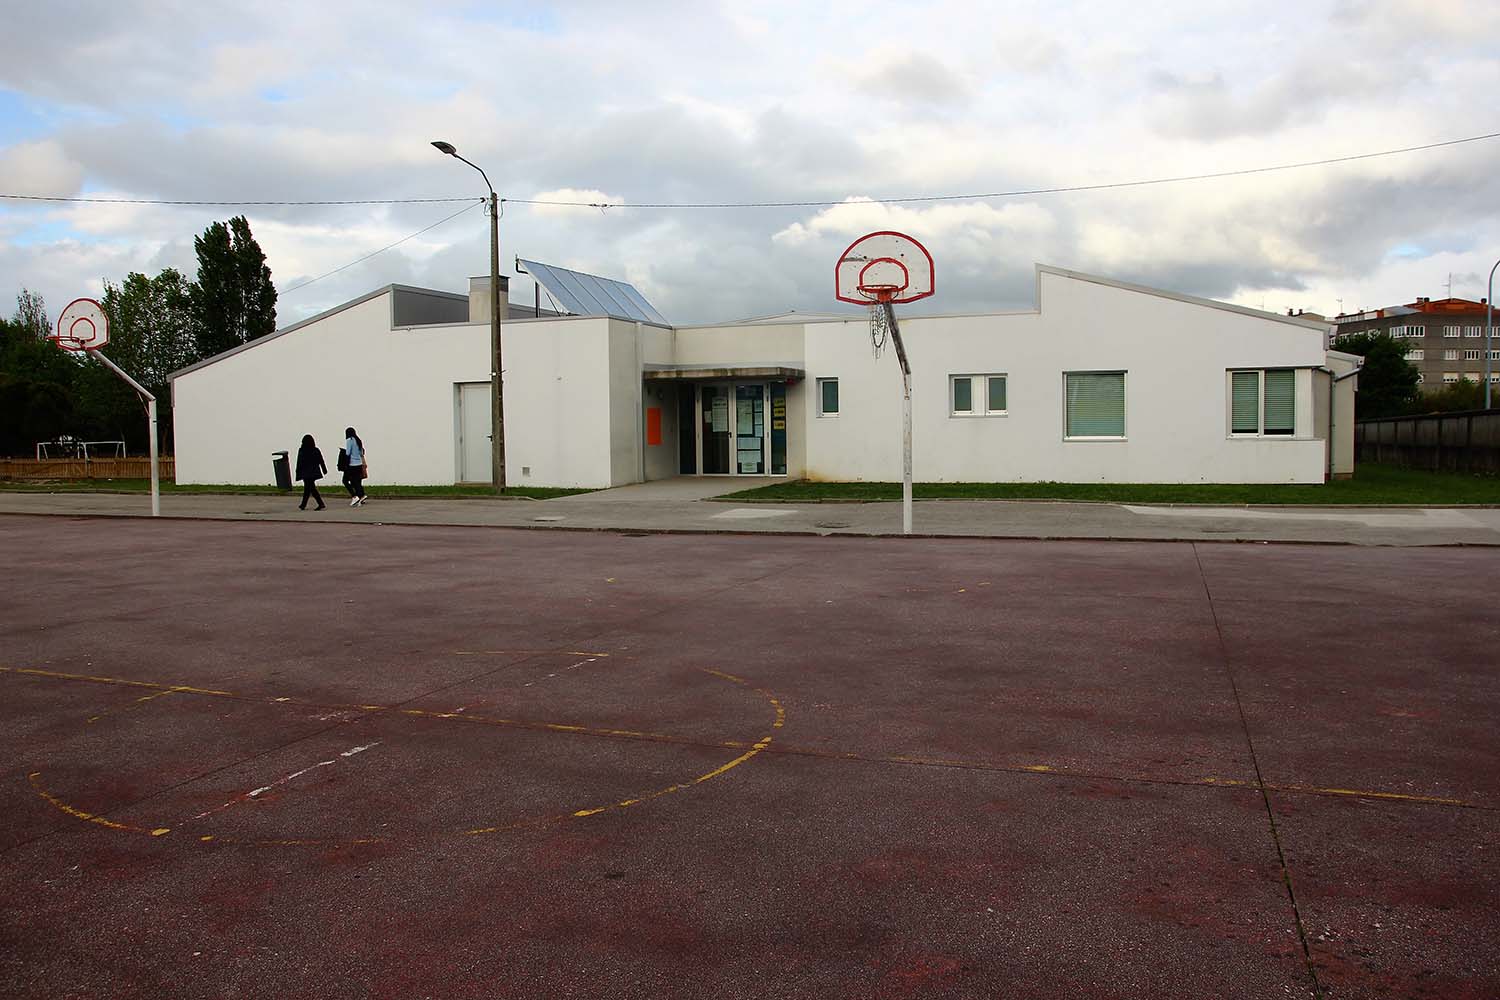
[2,0,1499,328]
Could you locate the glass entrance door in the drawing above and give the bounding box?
[700,384,731,474]
[734,384,766,474]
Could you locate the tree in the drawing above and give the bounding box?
[1330,331,1420,419]
[14,288,50,340]
[77,270,202,452]
[0,291,82,455]
[1413,376,1485,414]
[193,215,277,358]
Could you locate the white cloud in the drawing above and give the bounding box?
[1,0,1498,328]
[0,140,84,196]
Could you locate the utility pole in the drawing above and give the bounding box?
[433,140,505,492]
[1487,260,1498,409]
[488,189,505,491]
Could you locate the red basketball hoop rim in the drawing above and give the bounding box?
[835,230,935,306]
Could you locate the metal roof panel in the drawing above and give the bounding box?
[519,259,667,324]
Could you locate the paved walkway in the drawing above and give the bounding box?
[3,480,1499,545]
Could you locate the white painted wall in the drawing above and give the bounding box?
[174,266,1346,489]
[790,268,1332,483]
[173,295,621,487]
[672,323,804,367]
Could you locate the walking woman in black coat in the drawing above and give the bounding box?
[295,434,327,511]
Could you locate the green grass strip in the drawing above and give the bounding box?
[717,463,1500,506]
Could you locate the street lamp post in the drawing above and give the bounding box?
[432,140,505,492]
[1488,259,1498,410]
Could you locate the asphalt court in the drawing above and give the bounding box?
[0,514,1496,999]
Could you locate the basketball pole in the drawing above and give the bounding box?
[885,302,914,535]
[87,349,159,517]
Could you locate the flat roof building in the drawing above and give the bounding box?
[171,264,1358,488]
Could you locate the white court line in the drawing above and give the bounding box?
[188,741,382,822]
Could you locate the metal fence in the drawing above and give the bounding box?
[0,457,175,480]
[1355,409,1500,474]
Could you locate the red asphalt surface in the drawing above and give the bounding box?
[0,513,1496,1000]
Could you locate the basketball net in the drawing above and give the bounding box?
[861,286,899,359]
[868,300,891,358]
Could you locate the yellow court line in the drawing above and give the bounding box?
[88,686,178,724]
[13,661,785,846]
[467,671,786,834]
[9,664,1479,831]
[2,666,231,698]
[29,773,170,837]
[1201,775,1469,807]
[2,663,687,746]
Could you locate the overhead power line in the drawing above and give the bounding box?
[504,130,1500,210]
[0,193,478,206]
[0,129,1494,213]
[280,200,484,295]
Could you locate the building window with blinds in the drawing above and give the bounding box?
[1229,369,1296,437]
[1064,371,1126,439]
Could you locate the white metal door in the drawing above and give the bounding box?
[456,382,492,483]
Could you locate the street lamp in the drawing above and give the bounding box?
[432,139,505,491]
[1488,259,1498,410]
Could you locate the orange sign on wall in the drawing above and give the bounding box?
[646,407,663,446]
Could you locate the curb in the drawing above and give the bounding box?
[5,508,1499,549]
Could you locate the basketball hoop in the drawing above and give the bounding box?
[836,232,934,358]
[52,298,109,352]
[834,231,934,535]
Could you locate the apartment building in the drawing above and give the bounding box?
[1331,295,1500,388]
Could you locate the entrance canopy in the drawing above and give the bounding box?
[643,364,804,381]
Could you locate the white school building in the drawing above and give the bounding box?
[170,263,1359,488]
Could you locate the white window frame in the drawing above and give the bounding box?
[1442,325,1461,338]
[1227,369,1297,439]
[816,377,839,417]
[1465,349,1481,361]
[1063,370,1127,441]
[1405,349,1424,361]
[1443,372,1459,384]
[1444,349,1459,361]
[949,373,1008,417]
[1466,326,1483,338]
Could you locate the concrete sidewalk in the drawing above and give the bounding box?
[3,486,1499,545]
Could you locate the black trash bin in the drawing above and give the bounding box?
[272,450,292,490]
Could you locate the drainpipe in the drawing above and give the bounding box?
[1317,365,1361,479]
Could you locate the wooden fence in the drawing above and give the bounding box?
[1355,409,1500,474]
[0,457,176,481]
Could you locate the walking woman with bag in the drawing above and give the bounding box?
[341,426,368,506]
[294,434,327,510]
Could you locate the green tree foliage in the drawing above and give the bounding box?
[73,270,204,451]
[1330,331,1420,418]
[0,292,81,455]
[1413,376,1487,414]
[193,215,277,358]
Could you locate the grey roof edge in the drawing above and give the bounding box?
[1035,264,1333,332]
[397,286,468,303]
[675,308,1037,330]
[170,284,403,380]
